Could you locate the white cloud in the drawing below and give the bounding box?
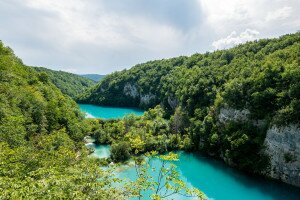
[212,29,260,49]
[198,0,300,36]
[64,68,78,73]
[266,6,292,21]
[0,0,299,73]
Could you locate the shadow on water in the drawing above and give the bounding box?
[177,152,300,200]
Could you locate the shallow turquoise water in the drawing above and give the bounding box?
[79,104,144,119]
[85,143,111,158]
[93,145,300,200]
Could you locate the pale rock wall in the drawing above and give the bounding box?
[218,107,300,187]
[123,83,139,98]
[167,96,178,109]
[140,93,156,106]
[123,83,156,107]
[264,125,300,187]
[218,108,250,124]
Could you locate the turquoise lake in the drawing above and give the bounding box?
[91,144,300,200]
[85,143,111,158]
[79,104,144,119]
[81,104,300,200]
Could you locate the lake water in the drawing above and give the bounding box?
[79,104,144,119]
[85,143,111,158]
[91,144,300,200]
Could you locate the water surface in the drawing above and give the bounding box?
[92,145,300,200]
[85,143,111,158]
[79,104,144,119]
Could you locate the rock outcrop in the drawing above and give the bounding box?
[264,125,300,187]
[123,83,157,107]
[140,93,156,106]
[218,107,300,187]
[167,96,178,110]
[218,108,250,124]
[123,83,139,98]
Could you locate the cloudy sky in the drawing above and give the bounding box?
[0,0,299,74]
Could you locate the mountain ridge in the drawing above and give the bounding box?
[81,74,105,82]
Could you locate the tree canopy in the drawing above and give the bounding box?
[35,67,97,99]
[79,32,300,173]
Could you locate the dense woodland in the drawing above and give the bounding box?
[0,42,203,199]
[80,32,300,173]
[0,41,115,198]
[34,67,97,99]
[1,32,299,199]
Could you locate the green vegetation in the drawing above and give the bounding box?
[90,107,192,161]
[2,32,299,199]
[0,41,117,198]
[0,41,202,199]
[35,67,96,99]
[128,152,205,200]
[80,32,300,173]
[81,74,105,82]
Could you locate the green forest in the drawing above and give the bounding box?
[79,32,300,172]
[1,32,300,199]
[0,42,203,199]
[34,67,97,99]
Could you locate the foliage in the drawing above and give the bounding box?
[0,41,122,199]
[0,41,203,199]
[126,152,205,200]
[111,141,131,162]
[80,32,300,174]
[91,106,194,158]
[35,67,96,99]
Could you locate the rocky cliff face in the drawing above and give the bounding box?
[264,125,300,187]
[122,83,157,107]
[140,93,156,106]
[218,108,250,124]
[123,83,139,98]
[122,83,180,109]
[218,107,300,187]
[167,96,179,110]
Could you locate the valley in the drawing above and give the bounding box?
[1,32,300,199]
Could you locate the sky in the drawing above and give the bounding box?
[0,0,299,74]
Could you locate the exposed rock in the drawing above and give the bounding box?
[140,93,156,106]
[83,136,95,143]
[167,96,178,109]
[123,83,139,98]
[218,108,250,124]
[264,124,300,187]
[123,83,157,107]
[217,107,300,187]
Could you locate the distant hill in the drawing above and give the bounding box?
[34,67,96,99]
[81,74,105,82]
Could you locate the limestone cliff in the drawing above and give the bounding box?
[122,83,157,107]
[218,107,300,187]
[123,83,139,98]
[264,125,300,187]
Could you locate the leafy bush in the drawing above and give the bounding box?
[111,141,131,162]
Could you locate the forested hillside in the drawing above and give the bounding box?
[0,41,204,199]
[35,67,96,99]
[79,33,300,175]
[81,74,105,82]
[0,42,122,198]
